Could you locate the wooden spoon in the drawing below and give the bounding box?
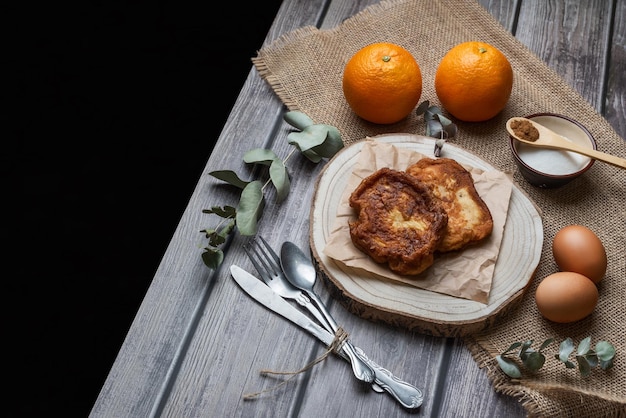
[506,117,626,169]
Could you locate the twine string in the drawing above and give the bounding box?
[243,327,349,400]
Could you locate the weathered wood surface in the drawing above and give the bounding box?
[90,0,625,417]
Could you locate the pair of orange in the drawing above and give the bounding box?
[342,41,513,124]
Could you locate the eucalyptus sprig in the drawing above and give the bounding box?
[200,111,344,269]
[415,100,458,157]
[496,336,616,378]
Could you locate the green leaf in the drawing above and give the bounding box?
[595,341,616,370]
[243,148,279,166]
[284,111,315,130]
[301,149,323,163]
[269,158,290,202]
[287,125,329,151]
[311,125,344,157]
[415,100,430,115]
[559,338,575,362]
[596,341,616,360]
[209,170,250,189]
[577,336,592,355]
[539,338,555,351]
[583,353,598,368]
[428,105,444,115]
[522,351,545,372]
[203,205,236,218]
[599,357,614,370]
[201,248,224,270]
[236,180,264,235]
[443,122,458,138]
[520,340,534,354]
[436,113,454,127]
[502,342,522,354]
[576,355,592,377]
[427,119,443,137]
[496,355,522,378]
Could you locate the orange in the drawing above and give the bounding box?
[435,41,513,122]
[342,42,422,124]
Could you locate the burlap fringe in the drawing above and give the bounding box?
[465,336,626,417]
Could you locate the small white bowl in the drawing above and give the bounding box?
[508,113,596,188]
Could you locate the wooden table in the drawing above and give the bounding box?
[90,1,625,416]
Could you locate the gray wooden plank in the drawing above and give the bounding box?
[606,0,626,139]
[514,0,612,112]
[478,0,521,31]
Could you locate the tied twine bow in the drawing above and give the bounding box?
[243,327,349,400]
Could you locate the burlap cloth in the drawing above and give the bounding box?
[252,0,626,416]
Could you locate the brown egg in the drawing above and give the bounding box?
[535,272,598,323]
[552,225,607,284]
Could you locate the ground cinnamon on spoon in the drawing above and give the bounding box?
[511,119,540,141]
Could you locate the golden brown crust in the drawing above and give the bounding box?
[348,168,448,276]
[406,158,493,252]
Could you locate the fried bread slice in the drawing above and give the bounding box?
[406,157,493,252]
[348,168,448,276]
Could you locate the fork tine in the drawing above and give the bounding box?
[243,236,280,283]
[256,236,282,273]
[243,241,269,283]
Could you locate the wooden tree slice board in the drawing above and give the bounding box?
[309,134,543,337]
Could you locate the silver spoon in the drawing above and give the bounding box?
[280,241,424,409]
[278,242,374,384]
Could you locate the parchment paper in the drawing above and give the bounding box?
[323,140,513,304]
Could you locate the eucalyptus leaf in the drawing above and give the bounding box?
[201,248,224,270]
[520,340,534,353]
[243,148,279,166]
[209,170,250,189]
[563,360,576,369]
[599,357,614,370]
[522,351,545,372]
[576,356,592,377]
[203,205,237,218]
[437,113,454,126]
[444,123,458,138]
[269,158,290,202]
[284,111,314,130]
[596,341,616,361]
[287,125,328,151]
[503,342,522,354]
[311,125,344,157]
[415,100,430,115]
[427,119,443,137]
[236,180,264,236]
[577,336,592,355]
[301,148,323,163]
[538,338,554,351]
[496,355,521,378]
[583,353,598,368]
[428,105,444,115]
[559,338,575,362]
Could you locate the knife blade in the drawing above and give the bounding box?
[230,264,334,346]
[230,264,424,409]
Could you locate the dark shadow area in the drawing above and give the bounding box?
[5,1,283,415]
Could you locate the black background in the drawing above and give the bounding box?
[6,1,283,415]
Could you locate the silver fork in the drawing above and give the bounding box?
[243,236,375,385]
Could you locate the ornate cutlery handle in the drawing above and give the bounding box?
[295,295,375,384]
[353,346,424,409]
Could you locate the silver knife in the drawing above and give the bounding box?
[230,264,424,409]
